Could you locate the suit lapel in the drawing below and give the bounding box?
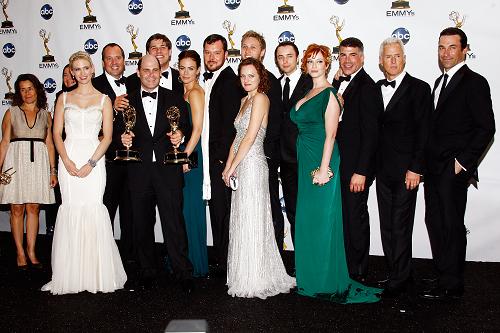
[132,93,152,138]
[385,73,410,114]
[436,65,467,111]
[343,68,365,100]
[290,74,308,106]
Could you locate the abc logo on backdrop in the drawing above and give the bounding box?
[278,31,295,43]
[224,0,241,10]
[43,78,57,94]
[176,35,191,51]
[128,0,143,15]
[392,27,410,45]
[84,39,99,54]
[40,4,54,20]
[2,43,15,58]
[334,0,350,4]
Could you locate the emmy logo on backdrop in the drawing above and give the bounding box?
[175,0,190,19]
[391,0,410,9]
[2,67,14,100]
[83,0,97,23]
[1,0,13,28]
[0,167,15,185]
[329,15,344,54]
[164,106,189,165]
[39,29,55,63]
[278,0,294,14]
[223,20,240,58]
[115,105,141,162]
[126,24,142,60]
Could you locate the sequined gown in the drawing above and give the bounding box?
[227,99,295,299]
[42,93,126,295]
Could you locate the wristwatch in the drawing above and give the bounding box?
[88,159,97,168]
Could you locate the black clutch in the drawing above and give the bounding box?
[189,151,198,169]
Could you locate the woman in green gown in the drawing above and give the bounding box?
[290,44,380,303]
[179,50,208,277]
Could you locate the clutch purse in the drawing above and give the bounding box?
[0,167,16,185]
[188,151,198,169]
[310,166,334,186]
[229,176,238,191]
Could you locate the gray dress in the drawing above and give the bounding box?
[0,106,55,204]
[226,99,295,299]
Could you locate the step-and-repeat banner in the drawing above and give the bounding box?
[0,0,498,261]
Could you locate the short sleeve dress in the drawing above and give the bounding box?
[0,106,55,204]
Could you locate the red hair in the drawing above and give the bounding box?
[300,44,332,75]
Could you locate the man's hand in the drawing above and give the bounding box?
[405,170,421,190]
[121,131,135,148]
[454,160,463,175]
[167,130,183,147]
[350,173,366,193]
[113,94,129,112]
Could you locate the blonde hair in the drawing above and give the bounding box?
[68,51,93,69]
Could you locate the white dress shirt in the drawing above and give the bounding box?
[381,71,406,110]
[280,68,301,100]
[159,67,172,90]
[141,87,159,161]
[433,61,465,108]
[337,67,362,95]
[105,72,127,97]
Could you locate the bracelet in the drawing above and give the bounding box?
[88,159,97,168]
[50,167,57,176]
[310,166,334,186]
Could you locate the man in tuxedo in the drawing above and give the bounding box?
[421,28,495,300]
[274,41,312,258]
[92,43,134,262]
[332,37,383,282]
[241,30,284,254]
[201,34,243,274]
[376,37,431,298]
[121,55,193,292]
[126,33,183,96]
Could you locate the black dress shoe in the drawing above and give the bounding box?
[421,277,438,286]
[377,278,389,289]
[124,279,138,291]
[419,287,464,300]
[180,279,195,294]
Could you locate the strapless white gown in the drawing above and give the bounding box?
[42,93,126,295]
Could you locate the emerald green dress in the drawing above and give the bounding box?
[290,87,380,303]
[183,102,208,277]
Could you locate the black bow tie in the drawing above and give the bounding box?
[162,71,169,79]
[114,77,126,86]
[382,79,396,88]
[203,72,214,81]
[142,90,157,99]
[339,75,351,83]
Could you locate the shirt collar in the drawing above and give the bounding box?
[443,61,465,80]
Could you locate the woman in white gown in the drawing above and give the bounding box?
[42,51,126,294]
[223,57,295,299]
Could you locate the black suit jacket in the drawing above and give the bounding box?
[376,73,432,181]
[280,73,312,164]
[126,86,191,189]
[426,64,495,175]
[263,70,283,160]
[333,68,383,181]
[126,67,183,97]
[207,66,245,162]
[92,73,126,161]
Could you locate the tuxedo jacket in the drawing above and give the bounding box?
[92,73,127,161]
[126,86,191,189]
[263,69,284,160]
[333,68,383,181]
[376,73,432,181]
[126,67,184,97]
[207,66,245,163]
[426,65,495,175]
[280,73,313,164]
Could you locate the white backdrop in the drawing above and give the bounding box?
[0,0,498,261]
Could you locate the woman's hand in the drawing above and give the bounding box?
[222,165,235,187]
[313,167,331,186]
[76,163,93,178]
[49,174,58,188]
[183,164,191,173]
[63,158,78,177]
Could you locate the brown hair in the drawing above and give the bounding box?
[12,74,48,109]
[238,57,270,94]
[300,44,332,75]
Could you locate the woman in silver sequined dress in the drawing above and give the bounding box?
[222,58,295,299]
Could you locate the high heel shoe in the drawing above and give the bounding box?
[27,254,44,270]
